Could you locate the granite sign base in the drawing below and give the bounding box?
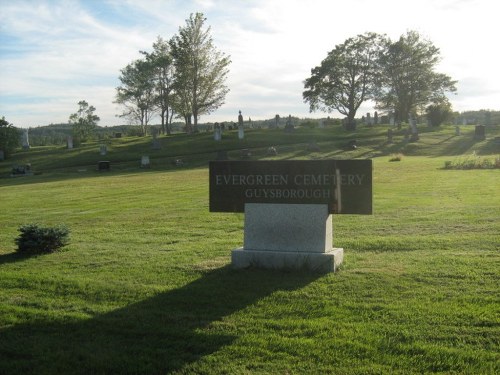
[232,247,343,272]
[231,203,344,272]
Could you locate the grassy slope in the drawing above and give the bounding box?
[0,124,499,374]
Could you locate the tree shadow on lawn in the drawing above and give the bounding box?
[0,265,322,374]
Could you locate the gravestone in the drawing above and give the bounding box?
[214,123,222,141]
[99,144,107,156]
[240,149,251,159]
[474,125,485,140]
[22,129,30,150]
[151,129,161,149]
[387,129,393,143]
[284,115,294,132]
[408,115,419,142]
[267,146,278,156]
[98,161,110,171]
[271,114,280,129]
[141,156,150,168]
[67,136,73,149]
[216,150,228,160]
[307,142,320,152]
[210,160,372,272]
[238,111,245,140]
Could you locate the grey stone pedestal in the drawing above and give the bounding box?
[231,203,343,272]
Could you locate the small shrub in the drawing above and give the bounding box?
[389,153,403,162]
[15,224,70,254]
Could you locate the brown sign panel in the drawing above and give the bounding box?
[209,160,372,214]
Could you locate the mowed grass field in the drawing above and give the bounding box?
[0,125,499,374]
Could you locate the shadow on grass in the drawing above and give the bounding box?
[0,251,32,265]
[0,266,322,374]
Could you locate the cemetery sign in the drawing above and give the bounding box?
[210,160,372,214]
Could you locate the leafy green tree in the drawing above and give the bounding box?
[115,58,156,135]
[68,101,100,142]
[303,32,386,130]
[141,36,176,135]
[375,30,457,124]
[169,13,231,132]
[0,116,20,158]
[426,98,453,126]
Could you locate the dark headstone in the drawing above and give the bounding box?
[387,129,393,143]
[267,146,278,156]
[240,149,251,159]
[307,142,320,152]
[474,125,485,140]
[98,161,110,171]
[216,150,228,160]
[346,140,357,150]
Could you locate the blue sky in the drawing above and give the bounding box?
[1,0,498,128]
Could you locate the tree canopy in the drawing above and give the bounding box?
[115,13,230,133]
[375,30,457,123]
[303,32,386,130]
[304,30,457,129]
[115,58,157,135]
[68,101,100,142]
[0,116,20,159]
[169,12,231,132]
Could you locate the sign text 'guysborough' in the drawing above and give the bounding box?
[209,160,372,214]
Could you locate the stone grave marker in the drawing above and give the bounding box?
[22,129,30,150]
[209,160,372,272]
[98,161,110,171]
[474,125,485,140]
[67,136,73,149]
[238,111,245,140]
[214,123,222,141]
[141,156,150,168]
[99,144,107,155]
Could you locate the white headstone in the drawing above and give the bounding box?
[22,129,30,149]
[67,136,73,149]
[214,124,222,141]
[141,155,150,168]
[238,110,244,140]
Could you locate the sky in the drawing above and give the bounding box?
[1,0,498,128]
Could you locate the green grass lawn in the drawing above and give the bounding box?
[0,125,499,374]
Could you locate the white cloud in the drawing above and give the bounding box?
[1,0,499,127]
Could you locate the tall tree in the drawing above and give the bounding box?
[169,13,231,132]
[0,116,20,159]
[115,58,156,135]
[68,101,100,142]
[303,32,386,130]
[426,97,453,126]
[375,30,457,124]
[141,36,176,135]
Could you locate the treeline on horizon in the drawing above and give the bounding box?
[10,109,499,147]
